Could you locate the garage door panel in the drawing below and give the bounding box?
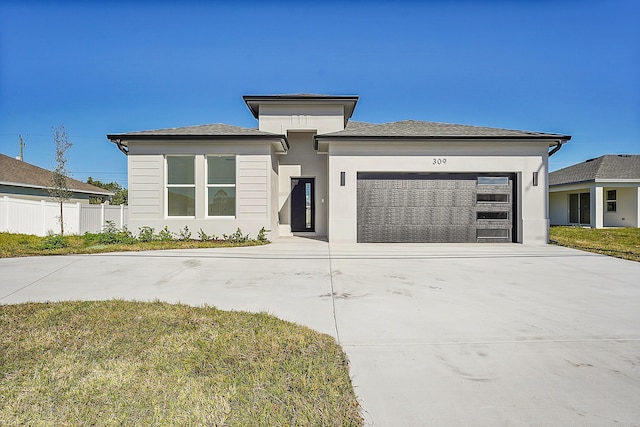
[357,173,514,243]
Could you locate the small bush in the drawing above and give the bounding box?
[197,228,209,241]
[223,227,250,243]
[257,227,270,242]
[158,226,174,241]
[178,226,191,241]
[40,233,68,250]
[138,226,156,242]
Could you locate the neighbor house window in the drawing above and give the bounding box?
[207,155,236,216]
[606,190,617,212]
[166,155,195,217]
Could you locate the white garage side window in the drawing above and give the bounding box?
[207,155,236,217]
[166,155,195,217]
[606,190,617,212]
[477,176,509,185]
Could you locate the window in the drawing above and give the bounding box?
[606,190,617,212]
[477,194,509,203]
[477,176,509,185]
[477,211,509,220]
[166,156,195,217]
[207,155,236,216]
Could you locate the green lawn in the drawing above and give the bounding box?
[0,301,362,426]
[549,226,640,262]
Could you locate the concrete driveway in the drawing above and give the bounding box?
[1,239,639,426]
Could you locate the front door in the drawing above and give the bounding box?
[291,178,314,232]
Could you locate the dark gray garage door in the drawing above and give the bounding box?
[357,173,515,243]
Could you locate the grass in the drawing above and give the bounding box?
[550,226,640,262]
[0,232,266,258]
[0,300,362,426]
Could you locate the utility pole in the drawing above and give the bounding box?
[18,135,25,161]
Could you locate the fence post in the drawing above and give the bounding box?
[41,200,47,235]
[2,196,9,231]
[101,203,105,231]
[77,203,82,234]
[120,204,124,229]
[2,196,8,232]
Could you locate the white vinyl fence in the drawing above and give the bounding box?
[0,196,128,236]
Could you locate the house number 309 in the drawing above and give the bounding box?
[432,158,447,165]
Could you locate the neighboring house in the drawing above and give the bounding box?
[0,153,113,203]
[549,155,640,228]
[107,94,571,243]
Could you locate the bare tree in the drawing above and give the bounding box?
[48,125,73,235]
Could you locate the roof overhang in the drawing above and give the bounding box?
[243,94,359,126]
[107,134,290,154]
[313,134,571,152]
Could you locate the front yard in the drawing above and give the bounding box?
[0,300,362,426]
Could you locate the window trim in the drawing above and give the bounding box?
[165,155,196,218]
[206,154,237,218]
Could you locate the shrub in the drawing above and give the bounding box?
[197,228,218,241]
[257,227,270,242]
[40,232,68,250]
[158,226,174,241]
[178,226,191,241]
[223,227,250,243]
[138,226,156,242]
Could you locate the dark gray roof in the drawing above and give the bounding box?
[549,155,640,186]
[317,120,570,139]
[0,153,113,195]
[107,123,281,139]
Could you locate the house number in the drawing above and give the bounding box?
[432,158,447,165]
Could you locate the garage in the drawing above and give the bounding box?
[357,172,515,243]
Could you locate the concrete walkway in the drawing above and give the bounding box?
[1,239,639,425]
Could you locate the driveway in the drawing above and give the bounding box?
[1,239,639,426]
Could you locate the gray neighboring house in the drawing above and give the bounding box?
[549,155,640,228]
[108,94,571,244]
[0,153,113,203]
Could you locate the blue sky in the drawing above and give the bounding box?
[1,1,638,187]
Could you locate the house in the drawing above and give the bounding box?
[549,155,640,228]
[0,153,113,203]
[107,94,571,243]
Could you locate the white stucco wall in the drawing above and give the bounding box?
[258,104,345,135]
[326,140,551,244]
[127,141,275,239]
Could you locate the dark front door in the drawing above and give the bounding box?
[291,178,314,232]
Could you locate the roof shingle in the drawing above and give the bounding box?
[108,123,280,138]
[318,120,570,139]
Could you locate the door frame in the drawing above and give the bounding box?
[568,192,591,225]
[290,177,315,232]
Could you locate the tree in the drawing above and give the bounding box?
[86,177,128,205]
[48,125,73,235]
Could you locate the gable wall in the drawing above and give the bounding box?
[258,104,345,135]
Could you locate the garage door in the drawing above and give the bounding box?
[357,173,515,243]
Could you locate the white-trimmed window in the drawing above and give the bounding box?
[207,155,236,216]
[606,190,617,212]
[166,155,195,217]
